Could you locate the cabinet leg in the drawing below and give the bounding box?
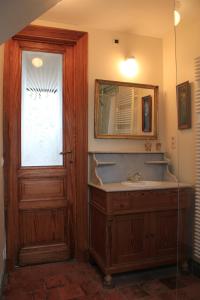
[180,260,190,274]
[88,254,96,266]
[103,274,114,288]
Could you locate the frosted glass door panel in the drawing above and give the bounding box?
[21,51,63,167]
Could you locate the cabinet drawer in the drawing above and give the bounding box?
[109,190,179,213]
[111,193,131,212]
[126,190,178,211]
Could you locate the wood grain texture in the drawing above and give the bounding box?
[152,210,179,257]
[89,186,193,278]
[90,206,107,263]
[74,33,88,260]
[14,25,86,45]
[91,189,182,215]
[63,45,76,256]
[18,40,66,53]
[112,213,149,265]
[19,243,69,266]
[19,199,67,210]
[18,167,67,178]
[19,209,68,247]
[3,39,21,269]
[19,178,65,200]
[4,26,88,269]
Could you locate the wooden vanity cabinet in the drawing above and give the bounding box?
[89,187,192,285]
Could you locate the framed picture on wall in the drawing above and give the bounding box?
[177,81,191,129]
[142,95,152,132]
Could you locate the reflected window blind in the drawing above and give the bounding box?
[194,56,200,262]
[115,86,134,134]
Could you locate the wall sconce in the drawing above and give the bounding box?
[174,1,181,26]
[120,56,138,78]
[174,10,181,26]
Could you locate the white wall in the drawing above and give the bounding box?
[0,44,5,287]
[163,30,178,176]
[163,17,200,184]
[175,18,200,184]
[35,19,164,152]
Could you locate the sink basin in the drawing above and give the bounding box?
[121,181,163,187]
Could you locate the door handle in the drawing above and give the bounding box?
[59,151,72,155]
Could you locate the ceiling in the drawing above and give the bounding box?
[0,0,61,44]
[40,0,175,38]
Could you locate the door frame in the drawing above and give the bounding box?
[3,25,88,270]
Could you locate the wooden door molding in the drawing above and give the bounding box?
[14,25,85,45]
[3,25,88,270]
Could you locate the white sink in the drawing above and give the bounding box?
[121,180,163,187]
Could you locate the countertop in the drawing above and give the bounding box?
[88,181,192,192]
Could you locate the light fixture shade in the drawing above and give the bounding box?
[120,56,138,77]
[32,57,43,68]
[174,10,181,26]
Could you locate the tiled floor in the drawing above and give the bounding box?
[2,261,200,300]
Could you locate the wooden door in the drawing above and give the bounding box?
[112,213,149,265]
[4,25,88,269]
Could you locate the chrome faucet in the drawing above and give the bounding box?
[127,171,142,182]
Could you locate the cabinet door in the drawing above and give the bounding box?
[112,213,149,265]
[152,210,178,258]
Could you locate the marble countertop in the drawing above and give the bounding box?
[88,181,192,192]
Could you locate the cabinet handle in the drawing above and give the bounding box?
[145,234,150,239]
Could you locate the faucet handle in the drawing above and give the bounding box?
[127,171,142,182]
[134,172,142,181]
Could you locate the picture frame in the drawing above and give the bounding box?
[177,81,191,129]
[142,95,152,132]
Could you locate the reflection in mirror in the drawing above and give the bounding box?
[95,79,158,139]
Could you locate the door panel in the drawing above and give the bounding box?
[18,172,69,265]
[19,243,69,266]
[19,209,68,246]
[19,178,65,200]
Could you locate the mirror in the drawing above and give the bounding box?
[95,79,158,139]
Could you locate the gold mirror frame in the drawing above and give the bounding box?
[94,79,159,139]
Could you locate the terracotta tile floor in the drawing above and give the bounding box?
[2,261,200,300]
